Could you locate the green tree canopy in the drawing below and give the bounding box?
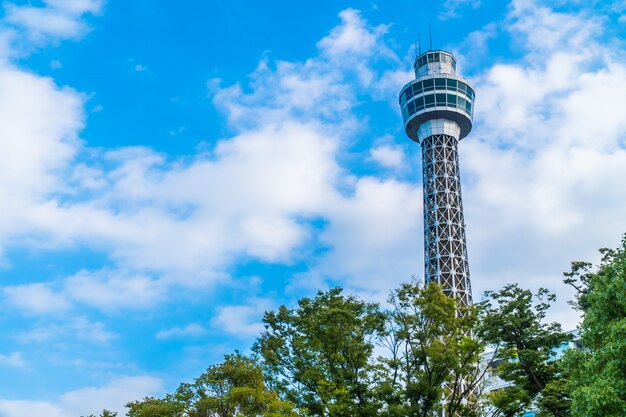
[563,236,626,417]
[126,352,295,417]
[81,410,118,417]
[383,281,485,417]
[254,287,386,417]
[478,284,571,417]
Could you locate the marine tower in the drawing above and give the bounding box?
[399,50,474,307]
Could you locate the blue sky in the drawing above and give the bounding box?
[0,0,625,415]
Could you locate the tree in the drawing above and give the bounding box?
[254,287,387,417]
[563,236,626,417]
[383,281,485,417]
[478,284,571,417]
[81,411,118,417]
[126,352,295,417]
[125,397,182,417]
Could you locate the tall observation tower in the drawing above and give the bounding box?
[399,50,475,307]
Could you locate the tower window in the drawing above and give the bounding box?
[408,100,416,114]
[428,53,441,63]
[415,96,425,110]
[405,87,414,101]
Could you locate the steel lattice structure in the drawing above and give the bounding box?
[399,50,474,307]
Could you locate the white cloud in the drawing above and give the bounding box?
[15,317,115,344]
[61,376,162,417]
[457,0,626,330]
[508,0,601,54]
[0,0,621,340]
[0,117,340,294]
[3,0,103,45]
[44,0,104,15]
[317,9,388,58]
[0,64,83,261]
[134,63,148,72]
[0,375,162,417]
[439,0,482,20]
[0,351,26,367]
[314,177,422,292]
[5,5,83,40]
[156,323,205,339]
[64,316,116,343]
[454,22,499,67]
[369,144,406,169]
[0,400,67,417]
[65,269,165,310]
[4,283,70,314]
[213,299,272,337]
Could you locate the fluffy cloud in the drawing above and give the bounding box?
[439,0,482,20]
[65,269,165,310]
[0,400,67,417]
[15,316,115,344]
[4,283,71,315]
[0,351,26,368]
[61,376,162,416]
[212,299,272,337]
[369,144,406,169]
[0,6,417,315]
[156,323,205,339]
[317,9,389,58]
[0,376,162,417]
[4,0,103,44]
[313,177,421,292]
[458,0,626,329]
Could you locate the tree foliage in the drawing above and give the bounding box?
[563,236,626,417]
[382,281,485,417]
[80,236,626,417]
[254,287,386,417]
[126,352,295,417]
[81,410,118,417]
[478,284,571,417]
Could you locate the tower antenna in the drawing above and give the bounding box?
[418,33,422,55]
[429,24,433,50]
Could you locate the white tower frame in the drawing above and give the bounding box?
[399,50,475,307]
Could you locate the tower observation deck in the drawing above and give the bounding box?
[399,50,474,307]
